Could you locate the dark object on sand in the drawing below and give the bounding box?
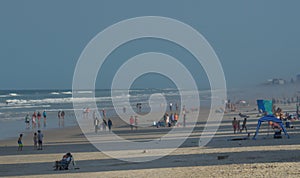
[217,155,229,160]
[228,133,251,141]
[229,137,249,141]
[274,130,282,139]
[239,113,249,118]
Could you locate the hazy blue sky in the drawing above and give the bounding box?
[1,0,300,90]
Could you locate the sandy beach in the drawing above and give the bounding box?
[1,105,300,178]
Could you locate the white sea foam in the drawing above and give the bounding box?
[0,95,9,98]
[77,91,93,94]
[9,93,19,96]
[62,91,72,95]
[50,92,60,95]
[1,104,51,110]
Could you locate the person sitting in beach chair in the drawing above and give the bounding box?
[54,152,75,170]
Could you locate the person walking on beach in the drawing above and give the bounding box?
[95,117,99,133]
[17,134,23,151]
[108,118,113,132]
[101,109,106,118]
[93,111,96,124]
[37,130,44,150]
[43,110,47,127]
[232,117,238,134]
[102,118,107,131]
[25,114,30,129]
[240,118,248,133]
[182,106,186,127]
[61,110,65,119]
[32,112,37,129]
[129,116,134,131]
[58,110,61,119]
[33,132,38,150]
[37,111,42,128]
[37,111,41,120]
[169,103,173,111]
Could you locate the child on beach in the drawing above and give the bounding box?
[43,110,47,127]
[33,132,38,149]
[232,117,238,134]
[108,118,113,132]
[240,118,248,133]
[17,134,23,151]
[25,114,30,129]
[37,130,44,150]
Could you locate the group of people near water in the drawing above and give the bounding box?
[155,112,185,128]
[25,111,47,129]
[17,130,44,151]
[25,110,66,129]
[92,110,113,133]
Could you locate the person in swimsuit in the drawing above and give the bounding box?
[18,134,23,151]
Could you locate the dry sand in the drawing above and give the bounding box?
[1,106,300,177]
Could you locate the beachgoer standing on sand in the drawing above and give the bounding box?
[166,114,170,127]
[93,111,97,126]
[102,118,107,131]
[17,134,23,151]
[240,118,248,133]
[108,118,112,132]
[33,132,38,150]
[93,111,96,124]
[58,110,61,119]
[182,106,186,127]
[102,109,106,118]
[61,110,65,119]
[37,111,41,128]
[95,117,99,133]
[170,113,174,126]
[130,116,134,131]
[174,113,179,125]
[25,114,30,129]
[37,130,44,150]
[43,110,47,127]
[232,117,238,134]
[37,111,41,121]
[32,112,37,128]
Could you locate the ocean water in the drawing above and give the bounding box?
[0,89,213,140]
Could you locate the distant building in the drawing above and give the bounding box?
[266,78,286,85]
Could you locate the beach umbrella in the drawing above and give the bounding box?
[253,115,289,140]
